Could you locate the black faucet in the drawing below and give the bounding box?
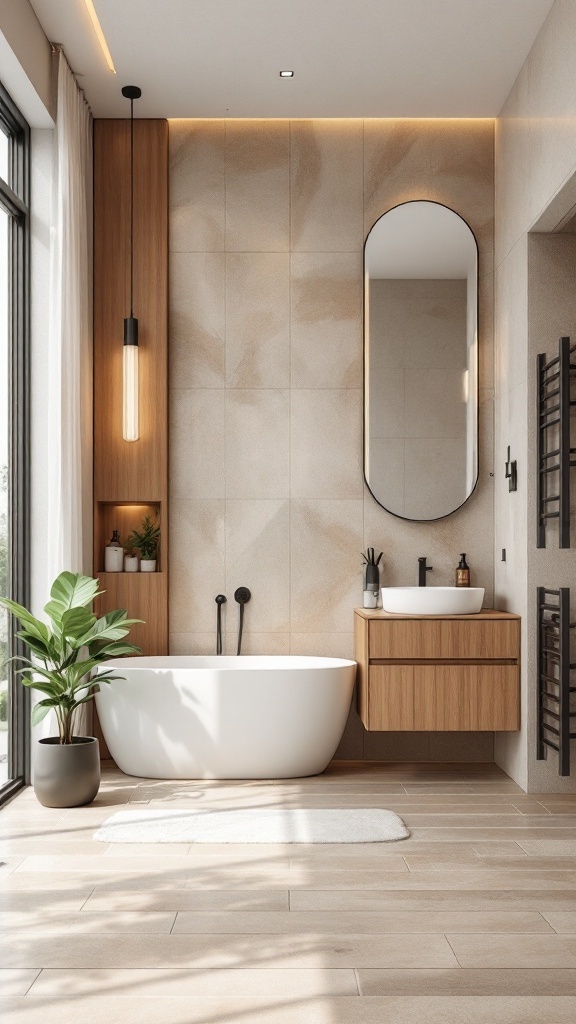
[418,556,433,587]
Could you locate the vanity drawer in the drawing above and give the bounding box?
[366,664,520,731]
[368,618,519,661]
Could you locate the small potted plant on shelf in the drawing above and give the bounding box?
[128,515,160,572]
[0,571,142,807]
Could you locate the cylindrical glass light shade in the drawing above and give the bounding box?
[123,316,139,442]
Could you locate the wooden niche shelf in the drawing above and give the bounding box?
[93,118,168,660]
[94,501,166,656]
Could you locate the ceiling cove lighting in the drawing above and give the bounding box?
[279,70,294,77]
[122,85,141,443]
[83,0,116,73]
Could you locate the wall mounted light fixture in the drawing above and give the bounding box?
[122,85,141,442]
[505,445,517,492]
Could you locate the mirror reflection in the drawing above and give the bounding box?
[364,201,479,521]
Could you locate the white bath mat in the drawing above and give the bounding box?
[94,808,409,844]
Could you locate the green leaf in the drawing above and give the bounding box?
[0,598,51,643]
[31,699,57,726]
[81,612,143,648]
[61,607,97,643]
[94,641,142,659]
[44,572,102,626]
[15,631,52,660]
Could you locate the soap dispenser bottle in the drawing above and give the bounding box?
[455,553,470,588]
[362,548,383,608]
[104,530,124,573]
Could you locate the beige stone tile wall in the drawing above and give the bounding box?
[494,0,576,792]
[168,118,494,761]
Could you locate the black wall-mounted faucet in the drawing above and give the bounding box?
[215,594,227,655]
[418,556,433,587]
[234,587,251,655]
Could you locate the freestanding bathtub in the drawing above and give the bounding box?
[95,656,356,779]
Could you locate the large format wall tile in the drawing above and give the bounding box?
[170,253,225,389]
[169,500,225,633]
[225,121,289,252]
[290,389,363,499]
[225,390,290,499]
[290,500,363,632]
[169,120,225,252]
[290,253,363,388]
[225,500,290,632]
[364,120,433,233]
[170,389,225,499]
[290,120,363,252]
[225,253,290,388]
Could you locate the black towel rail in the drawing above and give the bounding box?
[537,587,576,777]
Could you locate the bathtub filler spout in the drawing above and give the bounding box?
[215,594,227,655]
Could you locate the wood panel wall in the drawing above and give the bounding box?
[93,119,168,662]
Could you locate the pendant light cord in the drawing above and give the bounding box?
[130,95,134,318]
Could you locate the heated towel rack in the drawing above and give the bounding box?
[537,336,576,548]
[537,587,576,776]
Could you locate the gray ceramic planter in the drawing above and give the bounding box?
[33,737,100,807]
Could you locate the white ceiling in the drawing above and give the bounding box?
[30,0,554,119]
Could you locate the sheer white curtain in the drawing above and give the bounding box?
[48,50,92,579]
[44,51,93,735]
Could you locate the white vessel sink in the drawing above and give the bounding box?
[380,586,485,616]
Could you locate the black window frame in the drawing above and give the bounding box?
[0,81,31,806]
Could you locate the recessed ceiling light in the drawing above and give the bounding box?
[279,70,294,78]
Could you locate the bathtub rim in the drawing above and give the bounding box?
[101,655,357,672]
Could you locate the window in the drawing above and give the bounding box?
[0,83,30,802]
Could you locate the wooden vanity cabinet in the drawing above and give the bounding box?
[355,609,520,732]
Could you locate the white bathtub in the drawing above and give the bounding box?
[95,656,356,779]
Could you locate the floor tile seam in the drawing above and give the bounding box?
[20,968,42,996]
[443,933,465,968]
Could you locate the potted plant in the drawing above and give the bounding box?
[128,514,160,572]
[0,571,141,807]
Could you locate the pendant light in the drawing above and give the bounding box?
[122,85,141,442]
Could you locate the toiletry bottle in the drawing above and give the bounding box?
[363,561,379,609]
[363,550,382,608]
[455,553,470,588]
[104,530,124,573]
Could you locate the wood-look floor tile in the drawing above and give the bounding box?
[401,814,576,827]
[291,889,576,912]
[447,933,576,968]
[357,967,576,996]
[82,889,289,912]
[518,839,576,856]
[172,909,551,934]
[0,932,458,969]
[3,995,576,1024]
[0,911,177,934]
[28,966,358,998]
[0,890,92,911]
[410,828,576,841]
[0,872,189,891]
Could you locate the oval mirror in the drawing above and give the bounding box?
[364,201,479,521]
